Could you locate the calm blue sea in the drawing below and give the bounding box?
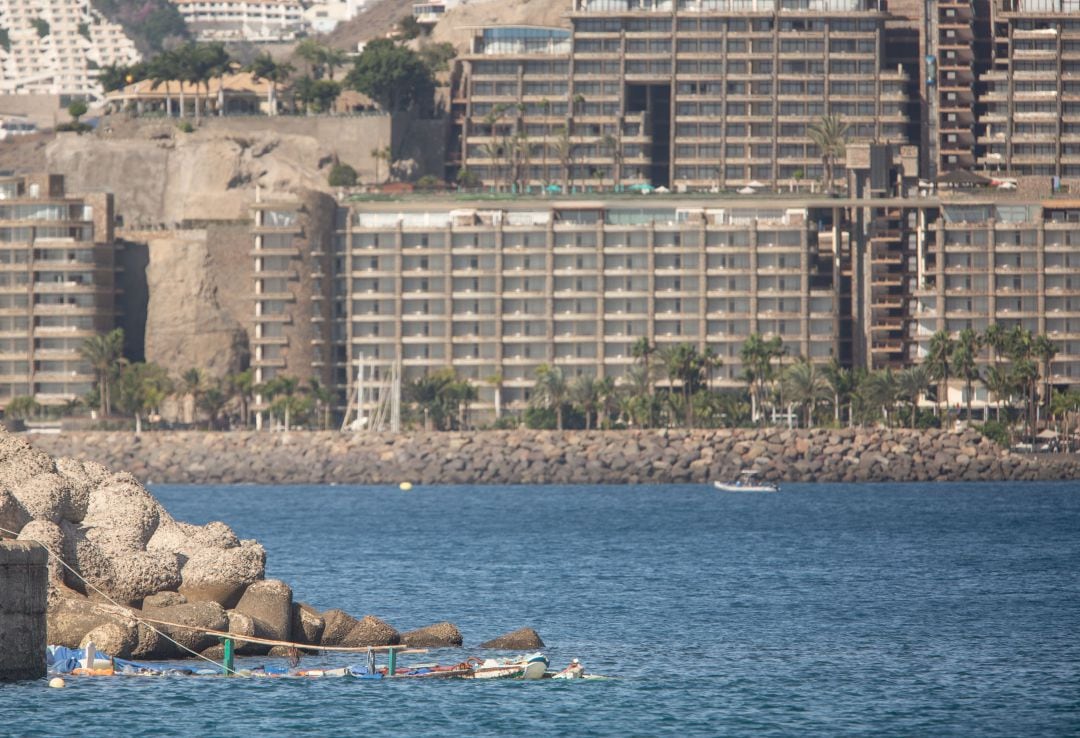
[2,482,1079,737]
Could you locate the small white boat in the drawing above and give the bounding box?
[713,470,779,493]
[471,652,549,680]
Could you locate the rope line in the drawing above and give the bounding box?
[2,526,428,668]
[0,525,228,671]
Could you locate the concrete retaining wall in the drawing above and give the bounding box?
[0,541,47,681]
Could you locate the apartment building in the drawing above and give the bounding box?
[0,173,117,409]
[254,196,864,419]
[452,0,910,193]
[911,199,1080,403]
[249,191,335,425]
[251,190,1080,419]
[0,0,140,100]
[976,0,1080,179]
[171,0,304,42]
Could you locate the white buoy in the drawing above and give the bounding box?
[48,677,65,689]
[399,482,413,491]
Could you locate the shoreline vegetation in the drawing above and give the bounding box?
[26,428,1080,486]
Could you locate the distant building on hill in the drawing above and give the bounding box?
[0,0,140,101]
[171,0,305,42]
[0,173,118,411]
[305,0,369,34]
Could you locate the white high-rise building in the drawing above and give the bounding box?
[0,0,140,100]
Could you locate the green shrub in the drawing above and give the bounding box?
[978,420,1012,448]
[415,174,441,191]
[177,120,194,133]
[328,163,358,187]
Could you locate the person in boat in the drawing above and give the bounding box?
[558,658,585,679]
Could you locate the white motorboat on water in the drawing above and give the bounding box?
[712,470,779,493]
[470,652,549,680]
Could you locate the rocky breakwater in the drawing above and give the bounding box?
[27,427,1080,485]
[0,430,534,661]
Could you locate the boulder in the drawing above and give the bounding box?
[339,615,399,647]
[268,645,303,659]
[81,473,164,550]
[177,540,266,607]
[142,591,187,609]
[109,550,183,604]
[319,609,360,647]
[53,458,112,522]
[141,601,228,657]
[17,519,66,586]
[291,602,325,645]
[0,488,29,537]
[225,609,264,655]
[401,622,463,648]
[147,520,241,558]
[129,623,162,659]
[59,521,115,597]
[0,435,55,487]
[9,472,71,523]
[47,593,128,649]
[80,621,138,659]
[479,627,545,650]
[233,579,292,642]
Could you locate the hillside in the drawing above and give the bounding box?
[323,0,417,49]
[90,0,189,56]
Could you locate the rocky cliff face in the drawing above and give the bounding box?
[140,229,249,379]
[46,125,333,226]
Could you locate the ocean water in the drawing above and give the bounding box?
[2,482,1079,737]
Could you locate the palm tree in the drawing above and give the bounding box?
[895,364,932,429]
[294,39,329,78]
[532,364,568,430]
[308,377,333,430]
[982,364,1014,422]
[228,368,255,427]
[601,132,620,190]
[570,375,602,430]
[371,145,391,184]
[485,373,504,421]
[926,329,956,417]
[631,338,656,382]
[781,358,830,428]
[951,327,982,421]
[857,369,898,427]
[79,328,125,416]
[246,53,293,116]
[261,375,300,430]
[983,323,1008,370]
[597,376,619,429]
[116,362,172,434]
[197,383,229,429]
[1032,334,1058,427]
[321,46,348,81]
[740,333,784,424]
[552,126,575,193]
[658,342,711,427]
[180,367,207,425]
[807,115,850,193]
[148,51,178,117]
[621,364,660,428]
[823,357,854,426]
